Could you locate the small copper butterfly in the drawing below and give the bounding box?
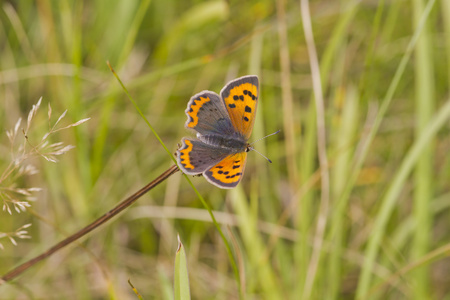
[177,75,259,189]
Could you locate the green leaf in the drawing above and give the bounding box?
[174,235,191,300]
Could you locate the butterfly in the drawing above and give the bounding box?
[177,75,259,189]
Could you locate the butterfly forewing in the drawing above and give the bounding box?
[220,75,259,140]
[204,152,247,189]
[177,138,232,175]
[185,91,235,136]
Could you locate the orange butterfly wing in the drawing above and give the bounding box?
[204,152,247,189]
[220,76,259,140]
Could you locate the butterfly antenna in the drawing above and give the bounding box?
[248,146,273,163]
[248,130,280,163]
[250,130,281,146]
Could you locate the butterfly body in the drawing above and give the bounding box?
[177,75,259,189]
[198,134,248,152]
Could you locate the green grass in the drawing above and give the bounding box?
[1,0,450,299]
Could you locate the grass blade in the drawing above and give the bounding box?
[174,235,191,300]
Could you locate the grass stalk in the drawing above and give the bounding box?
[276,0,298,190]
[411,0,435,297]
[300,0,330,297]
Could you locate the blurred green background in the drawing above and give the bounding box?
[1,0,450,299]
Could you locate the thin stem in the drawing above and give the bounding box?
[276,0,298,188]
[300,0,330,297]
[0,164,179,283]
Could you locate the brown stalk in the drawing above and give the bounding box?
[1,164,179,283]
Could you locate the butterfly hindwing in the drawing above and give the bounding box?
[177,138,232,175]
[185,91,235,136]
[204,152,247,189]
[220,75,259,140]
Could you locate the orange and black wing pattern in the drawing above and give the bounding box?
[220,75,258,140]
[204,152,247,189]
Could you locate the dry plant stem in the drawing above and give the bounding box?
[300,0,331,298]
[0,164,179,284]
[276,0,298,188]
